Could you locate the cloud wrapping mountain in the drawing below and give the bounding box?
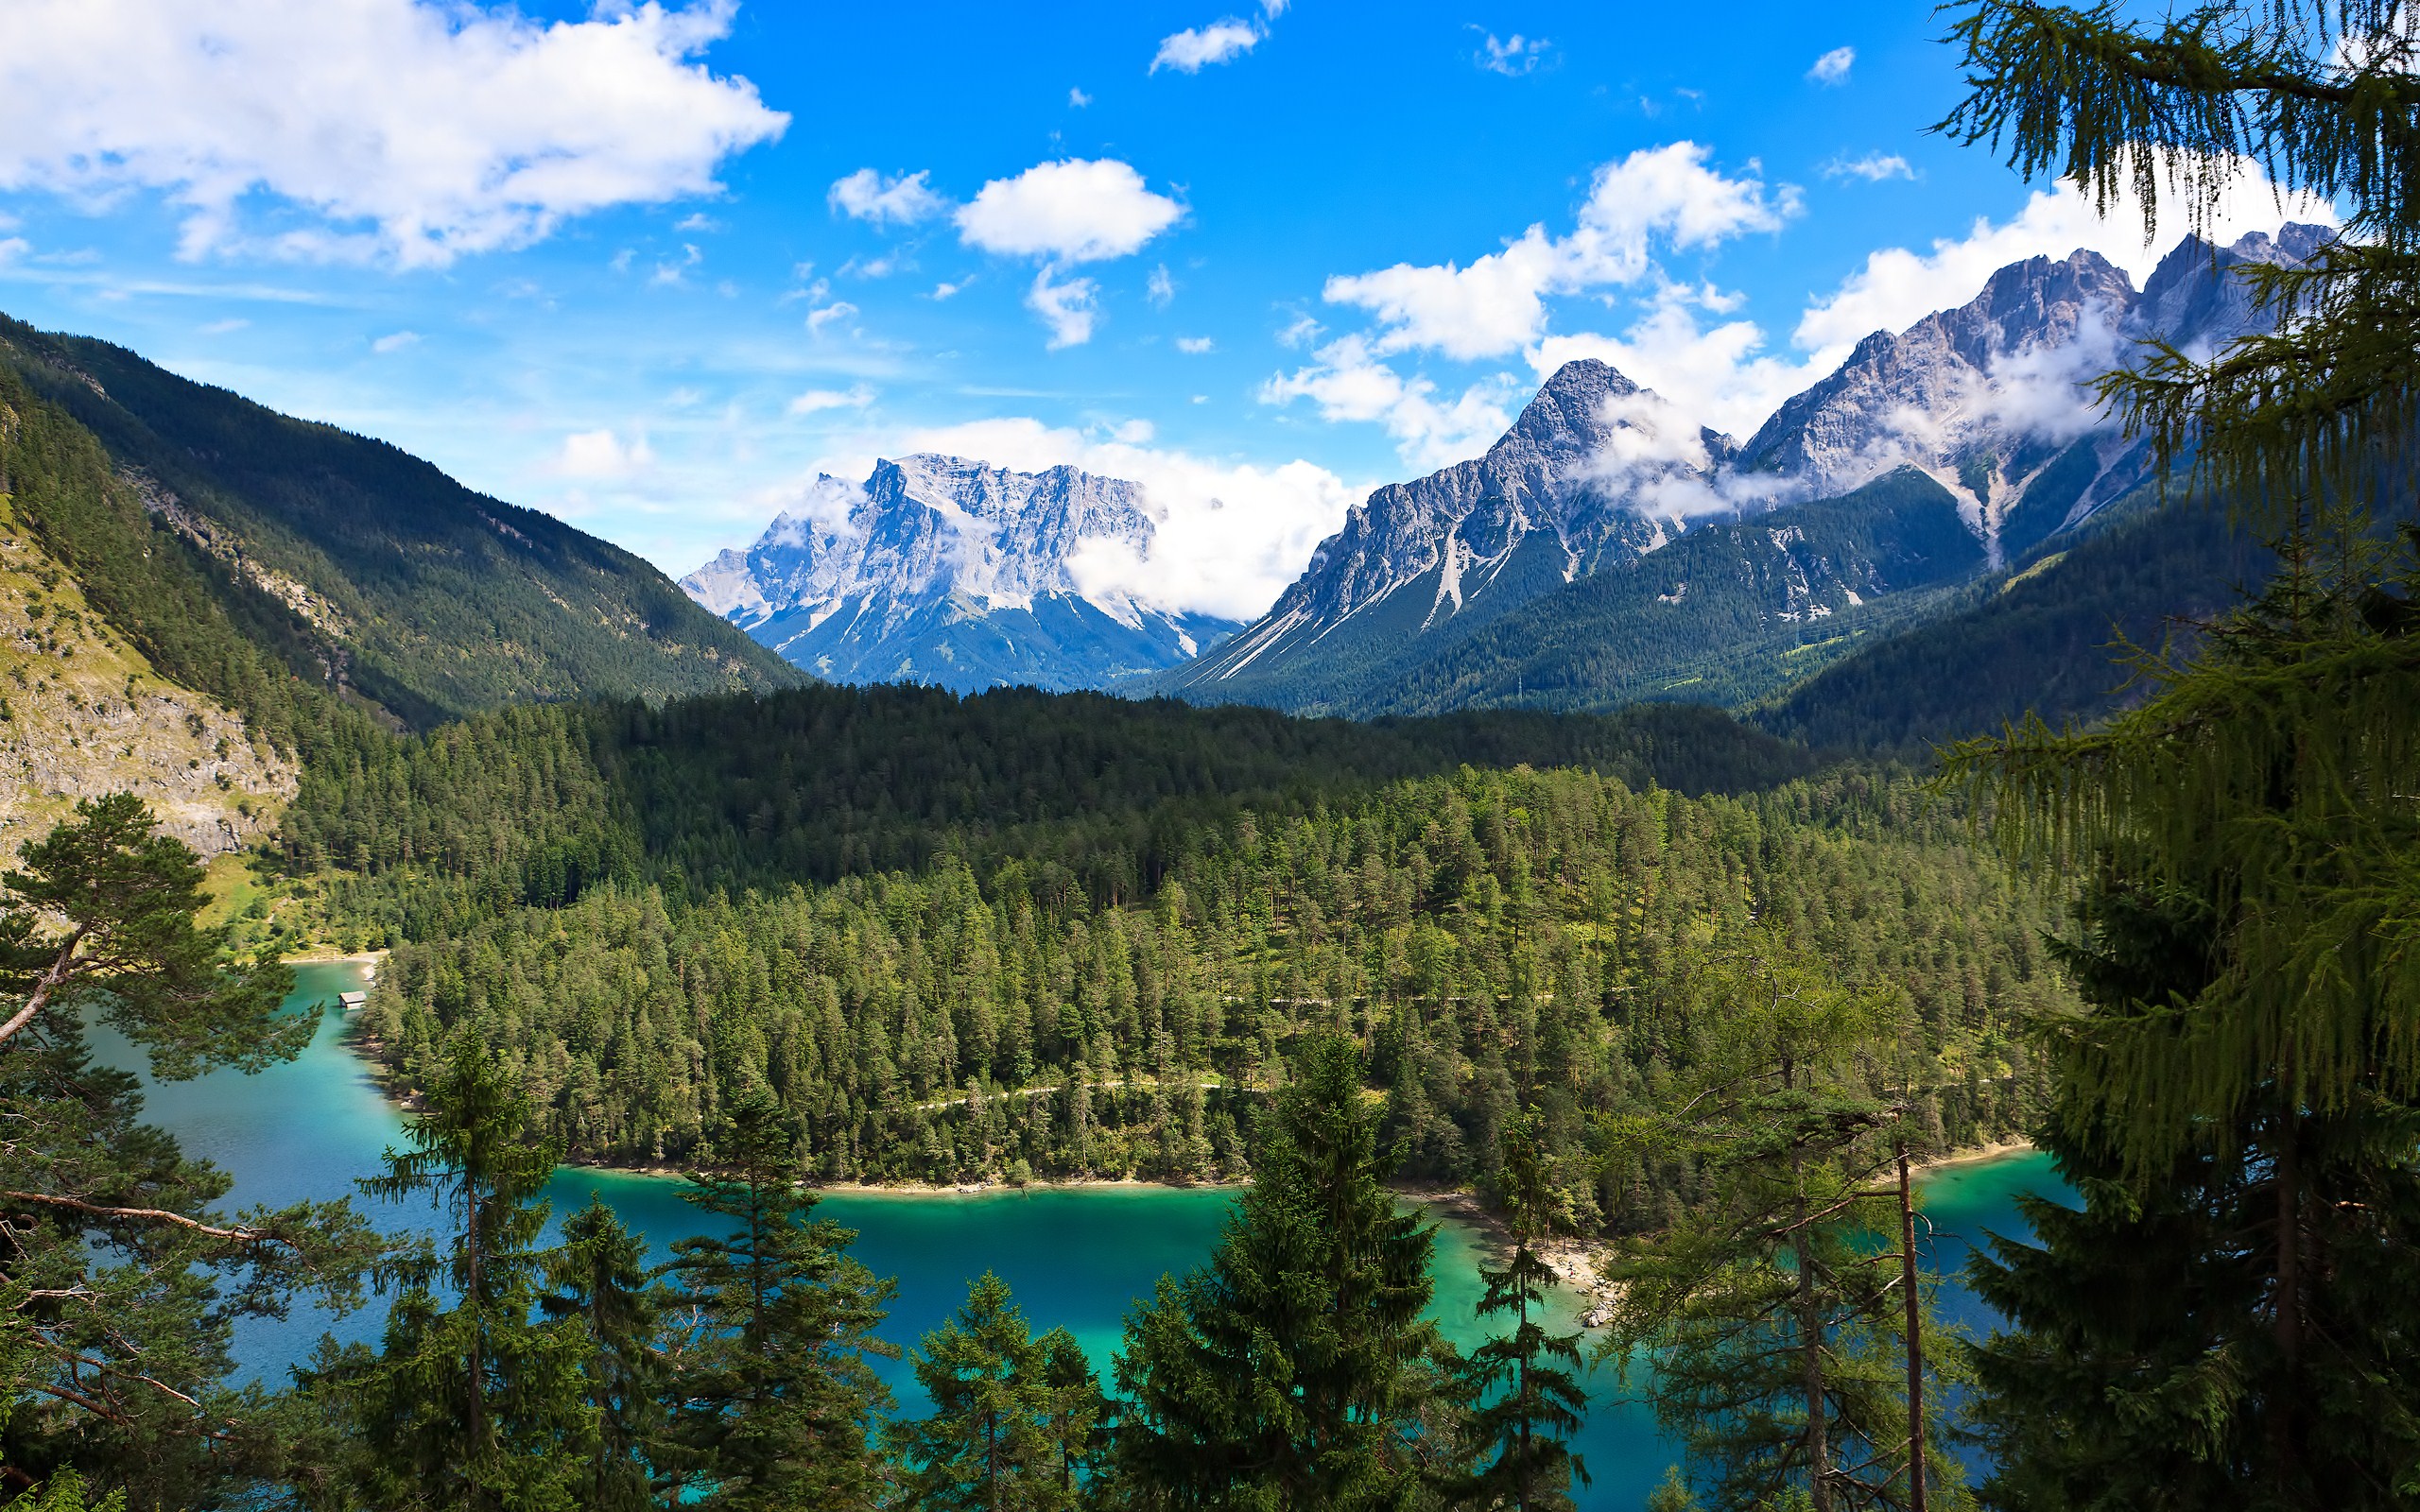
[682,455,1238,694]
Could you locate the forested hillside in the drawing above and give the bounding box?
[274,683,1823,938]
[0,314,798,728]
[1758,491,2266,750]
[357,762,2057,1198]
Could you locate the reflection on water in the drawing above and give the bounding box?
[98,961,2068,1509]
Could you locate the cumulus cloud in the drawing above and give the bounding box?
[1476,32,1553,76]
[1322,143,1799,362]
[557,427,653,479]
[1027,267,1100,349]
[1796,167,2341,356]
[1806,46,1856,84]
[787,384,874,416]
[805,300,858,335]
[0,0,786,268]
[371,329,420,353]
[1176,335,1215,353]
[1824,152,1915,182]
[1068,86,1092,108]
[1263,334,1521,472]
[1151,19,1260,74]
[956,159,1183,264]
[1148,264,1176,308]
[828,167,947,227]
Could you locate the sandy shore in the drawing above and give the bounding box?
[1914,1137,2036,1174]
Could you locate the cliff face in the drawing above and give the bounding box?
[683,455,1237,694]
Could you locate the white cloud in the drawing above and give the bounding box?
[805,300,858,335]
[1807,46,1856,84]
[649,242,702,285]
[1176,335,1215,353]
[558,427,653,479]
[1321,142,1799,361]
[929,279,967,300]
[1824,152,1915,182]
[1148,264,1176,308]
[788,384,874,416]
[1069,87,1092,108]
[828,167,948,227]
[1796,168,2341,356]
[0,237,29,266]
[871,416,1362,620]
[1476,32,1552,76]
[956,159,1183,264]
[1151,19,1260,74]
[1262,334,1520,471]
[200,317,250,334]
[1028,268,1100,349]
[0,0,786,268]
[371,329,420,353]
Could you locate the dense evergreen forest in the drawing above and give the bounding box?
[273,685,1823,931]
[278,683,2058,1196]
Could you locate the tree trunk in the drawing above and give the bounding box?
[1897,1144,1927,1512]
[1784,1052,1834,1512]
[2271,1105,2304,1496]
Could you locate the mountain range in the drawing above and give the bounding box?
[681,223,2319,724]
[1151,222,2326,718]
[682,455,1236,695]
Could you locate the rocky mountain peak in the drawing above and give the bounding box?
[680,453,1229,694]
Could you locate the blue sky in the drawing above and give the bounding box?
[0,0,2328,620]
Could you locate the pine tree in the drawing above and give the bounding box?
[1109,1032,1452,1511]
[339,1040,588,1511]
[1450,1114,1589,1511]
[543,1196,673,1512]
[1942,6,2420,1501]
[665,1088,897,1510]
[1600,936,1968,1512]
[0,795,374,1502]
[882,1271,1104,1512]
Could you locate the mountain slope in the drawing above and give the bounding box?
[1159,359,1717,704]
[1157,223,2325,720]
[0,313,800,728]
[684,455,1238,694]
[1756,490,2264,751]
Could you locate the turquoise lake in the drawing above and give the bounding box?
[107,961,2070,1509]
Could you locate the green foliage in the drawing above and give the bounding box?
[274,682,1822,929]
[331,1042,589,1511]
[542,1197,675,1512]
[882,1271,1106,1512]
[1599,935,1970,1512]
[1109,1034,1452,1511]
[664,1091,898,1510]
[0,313,799,730]
[1,1472,125,1512]
[3,792,299,1076]
[0,797,375,1503]
[1965,874,2420,1509]
[1449,1115,1588,1512]
[352,762,2058,1193]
